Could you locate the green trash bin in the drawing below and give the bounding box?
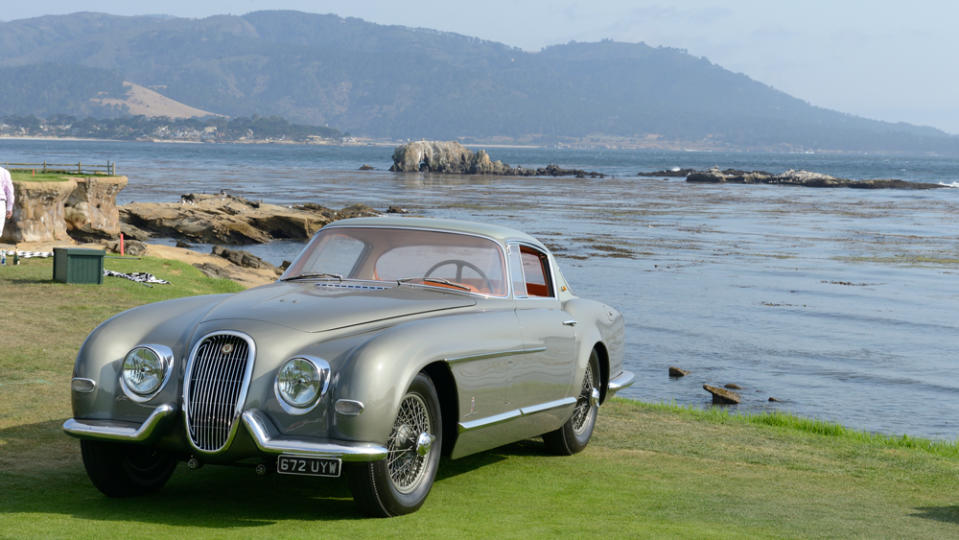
[53,248,104,284]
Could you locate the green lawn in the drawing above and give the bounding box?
[9,170,113,182]
[1,257,957,538]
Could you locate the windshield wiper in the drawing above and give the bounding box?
[397,277,470,291]
[281,272,343,282]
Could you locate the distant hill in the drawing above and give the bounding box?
[1,10,957,153]
[95,82,220,119]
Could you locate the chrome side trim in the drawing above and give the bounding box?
[519,396,577,416]
[62,403,175,442]
[242,410,387,462]
[457,397,577,433]
[608,370,635,395]
[446,346,546,364]
[457,409,522,433]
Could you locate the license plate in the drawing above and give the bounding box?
[276,454,342,477]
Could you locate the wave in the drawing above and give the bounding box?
[939,181,959,188]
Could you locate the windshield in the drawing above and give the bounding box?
[284,226,509,296]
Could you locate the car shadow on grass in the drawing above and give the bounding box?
[436,438,546,481]
[0,419,550,526]
[911,506,959,524]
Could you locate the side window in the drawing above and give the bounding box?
[519,246,554,298]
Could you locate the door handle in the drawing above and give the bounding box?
[562,320,577,327]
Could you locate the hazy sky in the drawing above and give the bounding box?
[6,1,959,134]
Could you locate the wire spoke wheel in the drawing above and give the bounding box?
[347,373,442,517]
[571,362,595,434]
[386,393,432,494]
[543,350,601,455]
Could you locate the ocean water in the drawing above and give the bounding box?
[3,138,958,440]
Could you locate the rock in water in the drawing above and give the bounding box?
[685,167,944,189]
[724,383,743,390]
[389,140,604,177]
[668,366,690,377]
[704,384,741,404]
[211,245,278,273]
[390,140,510,174]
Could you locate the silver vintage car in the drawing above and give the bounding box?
[64,217,633,516]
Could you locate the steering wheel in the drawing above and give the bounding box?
[424,259,493,292]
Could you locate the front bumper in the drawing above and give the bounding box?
[62,405,388,462]
[63,404,176,442]
[241,410,387,462]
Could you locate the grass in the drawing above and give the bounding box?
[2,256,959,538]
[9,170,115,182]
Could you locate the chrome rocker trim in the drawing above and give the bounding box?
[608,370,635,396]
[457,397,577,433]
[62,403,175,442]
[241,409,388,462]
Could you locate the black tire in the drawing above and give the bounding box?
[543,350,600,455]
[348,373,443,517]
[80,439,177,497]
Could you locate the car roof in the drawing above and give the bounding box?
[325,216,548,250]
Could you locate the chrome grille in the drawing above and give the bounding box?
[185,333,253,452]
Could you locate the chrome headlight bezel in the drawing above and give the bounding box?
[119,345,175,402]
[274,355,331,415]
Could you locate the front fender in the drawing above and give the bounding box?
[71,294,233,423]
[331,309,523,444]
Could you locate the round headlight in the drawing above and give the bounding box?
[121,346,168,397]
[275,356,330,412]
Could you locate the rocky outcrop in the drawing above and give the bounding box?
[686,167,945,189]
[2,176,129,243]
[120,193,378,244]
[390,140,509,174]
[637,168,697,177]
[704,384,741,404]
[2,180,75,242]
[390,140,605,178]
[211,246,280,274]
[65,176,128,237]
[668,366,690,377]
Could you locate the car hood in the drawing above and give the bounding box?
[200,281,477,332]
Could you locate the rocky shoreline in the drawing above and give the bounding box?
[119,193,378,244]
[1,179,383,287]
[637,166,947,189]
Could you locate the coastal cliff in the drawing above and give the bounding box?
[1,176,128,243]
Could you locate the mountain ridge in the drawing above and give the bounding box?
[0,11,956,153]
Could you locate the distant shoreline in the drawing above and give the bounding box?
[0,134,546,150]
